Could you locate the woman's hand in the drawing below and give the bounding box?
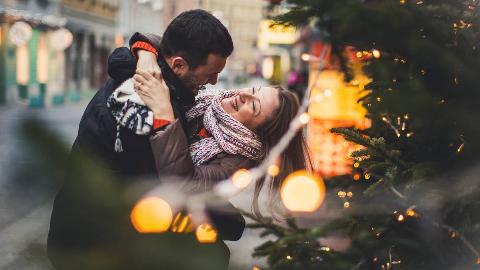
[134,70,175,121]
[137,50,161,79]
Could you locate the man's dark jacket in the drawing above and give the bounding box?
[47,33,244,270]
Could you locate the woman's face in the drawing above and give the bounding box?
[221,86,280,130]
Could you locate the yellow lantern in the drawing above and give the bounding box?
[130,196,173,233]
[195,223,218,243]
[280,170,326,212]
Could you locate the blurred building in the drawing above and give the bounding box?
[116,0,164,43]
[162,0,199,27]
[0,0,119,106]
[200,0,264,76]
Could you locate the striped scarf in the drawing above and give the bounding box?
[186,89,265,166]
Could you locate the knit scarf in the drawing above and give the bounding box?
[186,89,265,166]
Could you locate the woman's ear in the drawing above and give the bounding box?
[171,57,189,77]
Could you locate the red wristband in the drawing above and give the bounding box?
[153,119,171,129]
[131,41,158,58]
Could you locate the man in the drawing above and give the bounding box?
[48,10,245,270]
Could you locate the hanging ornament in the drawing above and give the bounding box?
[280,170,326,212]
[51,28,73,51]
[130,196,173,233]
[9,21,32,46]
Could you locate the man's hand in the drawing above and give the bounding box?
[134,70,174,121]
[137,50,161,79]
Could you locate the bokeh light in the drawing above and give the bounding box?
[196,223,218,243]
[280,170,326,212]
[130,196,173,233]
[232,168,251,189]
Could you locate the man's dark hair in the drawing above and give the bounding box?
[160,9,234,69]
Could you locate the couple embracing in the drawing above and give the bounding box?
[47,9,310,270]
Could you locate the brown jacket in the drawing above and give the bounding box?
[150,119,254,191]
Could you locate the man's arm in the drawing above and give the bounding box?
[108,32,160,82]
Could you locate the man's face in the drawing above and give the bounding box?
[179,54,227,95]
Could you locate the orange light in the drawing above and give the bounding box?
[356,51,363,58]
[372,49,381,59]
[195,223,218,243]
[406,209,416,217]
[280,170,326,212]
[232,169,251,189]
[353,174,361,181]
[130,196,173,233]
[475,257,480,265]
[268,164,280,177]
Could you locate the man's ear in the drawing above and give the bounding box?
[171,57,190,77]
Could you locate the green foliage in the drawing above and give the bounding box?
[248,0,480,269]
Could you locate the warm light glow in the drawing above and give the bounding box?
[232,169,251,189]
[252,267,261,270]
[353,174,361,181]
[347,191,353,197]
[475,257,480,265]
[268,165,280,177]
[170,212,193,233]
[397,214,405,222]
[406,209,416,217]
[353,162,360,168]
[261,57,274,79]
[195,223,218,243]
[286,255,293,260]
[301,53,311,61]
[323,89,332,97]
[51,28,73,51]
[372,49,381,58]
[450,230,457,239]
[9,21,32,46]
[130,196,173,233]
[364,173,371,180]
[320,247,331,252]
[338,191,346,198]
[280,171,326,212]
[16,44,29,85]
[344,202,350,208]
[37,34,48,83]
[356,51,363,58]
[299,113,310,124]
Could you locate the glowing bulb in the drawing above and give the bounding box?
[337,191,346,198]
[320,247,331,252]
[397,214,405,222]
[286,255,293,260]
[195,223,218,243]
[364,173,371,180]
[344,202,350,208]
[356,51,363,58]
[353,162,360,168]
[450,230,457,239]
[406,209,416,217]
[299,113,310,124]
[301,53,311,61]
[353,174,361,181]
[347,191,353,197]
[280,171,326,212]
[268,164,280,177]
[475,257,480,265]
[372,49,381,58]
[253,267,261,270]
[232,169,251,189]
[130,196,173,233]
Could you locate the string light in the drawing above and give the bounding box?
[232,169,252,189]
[286,255,293,260]
[280,171,326,212]
[196,223,218,243]
[299,113,310,124]
[406,209,417,217]
[356,51,363,58]
[130,196,173,233]
[344,202,350,208]
[364,173,371,180]
[338,191,347,198]
[347,191,353,197]
[397,214,405,222]
[353,174,361,181]
[457,143,465,153]
[267,164,280,177]
[372,49,381,58]
[354,162,360,168]
[320,247,331,252]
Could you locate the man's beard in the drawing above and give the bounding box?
[181,75,205,96]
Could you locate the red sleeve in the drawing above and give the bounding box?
[131,41,158,58]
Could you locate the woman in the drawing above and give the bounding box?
[131,69,311,216]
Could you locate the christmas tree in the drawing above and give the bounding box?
[248,0,480,269]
